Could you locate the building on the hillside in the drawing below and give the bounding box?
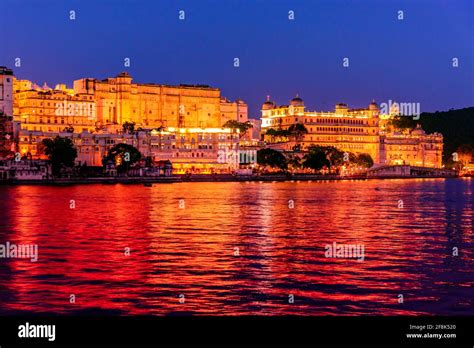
[261,96,381,162]
[13,84,97,133]
[72,72,246,129]
[12,70,247,134]
[381,125,443,168]
[8,69,247,173]
[220,97,248,125]
[246,118,262,141]
[260,96,443,168]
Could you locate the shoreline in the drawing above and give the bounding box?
[0,174,464,185]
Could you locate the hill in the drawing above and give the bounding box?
[389,107,474,163]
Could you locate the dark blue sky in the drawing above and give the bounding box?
[1,0,473,118]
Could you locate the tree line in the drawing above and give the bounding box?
[257,146,373,173]
[39,137,142,177]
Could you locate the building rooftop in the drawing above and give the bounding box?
[0,66,14,75]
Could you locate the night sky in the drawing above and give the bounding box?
[1,0,473,118]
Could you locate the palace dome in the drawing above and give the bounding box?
[369,100,379,110]
[335,103,349,113]
[412,124,426,135]
[290,95,304,107]
[262,96,275,110]
[117,71,131,78]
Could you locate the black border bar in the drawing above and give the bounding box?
[0,316,473,346]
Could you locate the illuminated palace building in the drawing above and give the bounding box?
[10,71,248,172]
[14,72,247,132]
[261,96,443,168]
[1,66,443,170]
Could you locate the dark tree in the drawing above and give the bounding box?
[324,146,345,167]
[223,120,253,138]
[265,128,277,142]
[287,123,308,142]
[257,148,287,170]
[42,136,78,176]
[387,115,417,130]
[104,143,142,173]
[122,121,136,134]
[62,126,74,133]
[355,153,374,168]
[303,147,330,171]
[265,128,290,142]
[286,154,302,170]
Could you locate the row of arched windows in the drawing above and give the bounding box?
[309,127,364,133]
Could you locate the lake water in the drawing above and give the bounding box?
[0,178,472,315]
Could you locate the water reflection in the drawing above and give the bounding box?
[0,178,472,315]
